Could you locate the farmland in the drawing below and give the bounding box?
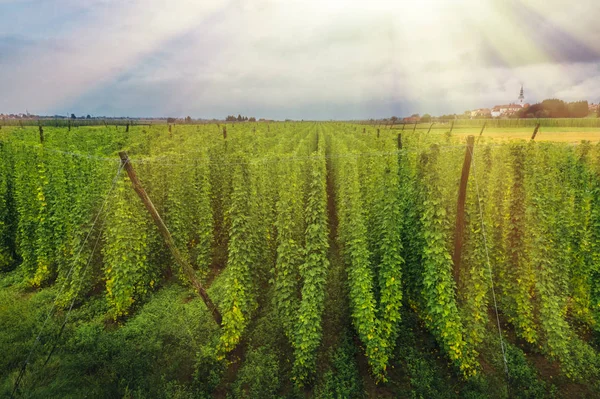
[1,122,600,398]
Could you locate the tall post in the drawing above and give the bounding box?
[118,152,223,327]
[397,133,402,150]
[449,120,454,134]
[452,135,475,285]
[531,123,540,141]
[479,122,487,138]
[427,122,434,134]
[413,121,417,133]
[38,124,44,144]
[223,126,227,139]
[377,128,380,138]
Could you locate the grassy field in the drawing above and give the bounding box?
[390,125,600,143]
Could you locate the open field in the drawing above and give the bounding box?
[2,122,600,398]
[387,125,600,143]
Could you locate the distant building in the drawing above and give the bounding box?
[470,108,491,118]
[518,85,525,104]
[491,104,526,118]
[403,116,420,123]
[589,103,599,113]
[489,86,528,118]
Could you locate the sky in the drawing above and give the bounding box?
[1,0,599,119]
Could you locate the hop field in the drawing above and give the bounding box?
[1,122,600,398]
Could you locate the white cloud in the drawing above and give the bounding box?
[1,0,600,118]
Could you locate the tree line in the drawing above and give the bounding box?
[225,114,257,122]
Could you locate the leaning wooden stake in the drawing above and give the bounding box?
[479,122,487,138]
[413,121,417,133]
[427,123,434,134]
[397,133,402,149]
[118,151,223,327]
[531,123,540,141]
[38,124,44,144]
[452,135,475,285]
[449,120,454,134]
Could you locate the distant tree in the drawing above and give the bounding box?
[249,117,256,122]
[535,110,550,118]
[410,113,420,118]
[439,114,458,120]
[226,115,236,121]
[390,116,398,124]
[567,101,589,118]
[237,114,243,122]
[520,103,541,118]
[520,99,589,118]
[86,114,91,119]
[421,113,432,123]
[70,113,76,119]
[185,116,192,123]
[541,99,568,118]
[167,117,176,123]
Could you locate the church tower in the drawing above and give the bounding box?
[518,85,525,104]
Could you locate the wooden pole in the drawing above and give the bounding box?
[223,126,227,139]
[397,133,402,150]
[427,123,434,134]
[38,124,44,143]
[479,122,487,138]
[377,128,380,138]
[413,121,417,133]
[452,135,475,285]
[402,123,406,132]
[118,152,223,327]
[449,120,454,134]
[531,123,540,141]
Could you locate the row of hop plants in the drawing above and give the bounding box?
[487,142,600,380]
[402,136,600,381]
[4,123,600,386]
[328,127,404,381]
[353,124,600,382]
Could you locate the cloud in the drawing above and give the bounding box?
[1,0,600,118]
